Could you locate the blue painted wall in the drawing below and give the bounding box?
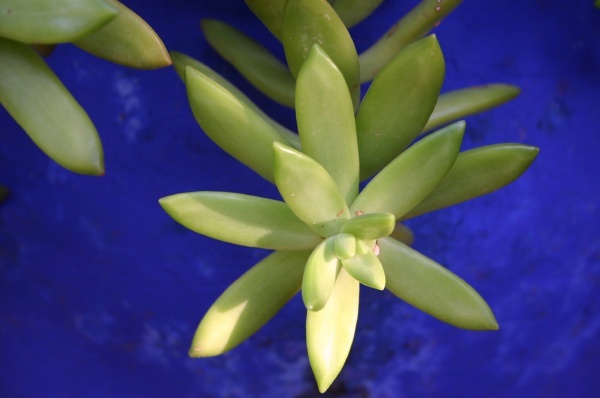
[1,1,599,397]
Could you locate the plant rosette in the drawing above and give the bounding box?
[160,37,538,392]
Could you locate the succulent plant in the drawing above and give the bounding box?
[160,8,538,388]
[201,0,519,124]
[0,0,170,176]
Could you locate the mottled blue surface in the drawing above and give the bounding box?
[1,1,599,397]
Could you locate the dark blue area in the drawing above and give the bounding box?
[1,1,599,397]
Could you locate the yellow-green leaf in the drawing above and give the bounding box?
[341,239,385,290]
[273,143,350,237]
[296,45,359,203]
[351,122,464,219]
[329,0,385,28]
[159,192,321,250]
[0,38,103,175]
[307,267,359,393]
[403,144,540,219]
[423,84,521,133]
[282,0,360,109]
[190,250,311,357]
[333,233,356,260]
[340,212,395,241]
[244,0,287,40]
[0,0,117,44]
[171,51,300,149]
[359,0,462,82]
[379,237,498,330]
[356,35,445,180]
[185,66,290,182]
[201,19,295,107]
[302,237,340,311]
[74,0,170,69]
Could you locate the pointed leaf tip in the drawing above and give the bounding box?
[190,250,310,357]
[307,268,359,393]
[379,237,498,330]
[302,237,340,311]
[352,121,464,219]
[273,142,350,238]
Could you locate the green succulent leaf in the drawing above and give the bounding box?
[356,34,445,180]
[171,51,300,149]
[359,0,462,82]
[244,0,286,40]
[0,38,104,175]
[201,19,295,107]
[423,84,521,133]
[340,212,395,241]
[190,249,311,357]
[185,66,291,182]
[333,233,356,260]
[403,144,540,219]
[73,0,171,69]
[159,192,321,250]
[0,0,117,44]
[307,267,359,393]
[282,0,361,109]
[328,0,386,28]
[302,237,340,311]
[389,222,414,246]
[296,45,359,203]
[351,121,464,219]
[273,142,350,237]
[378,237,498,330]
[341,239,385,290]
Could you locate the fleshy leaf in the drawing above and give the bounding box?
[333,233,356,260]
[159,192,321,250]
[296,45,359,203]
[307,268,359,393]
[302,237,340,311]
[423,84,521,133]
[201,19,295,107]
[0,38,103,175]
[171,51,300,149]
[185,66,290,182]
[359,0,462,82]
[389,223,414,246]
[244,0,286,40]
[329,0,386,28]
[341,239,385,290]
[74,0,170,69]
[0,0,117,44]
[356,35,445,180]
[378,237,498,330]
[340,213,395,241]
[282,0,361,109]
[273,142,350,237]
[351,122,464,219]
[403,144,540,219]
[190,250,311,357]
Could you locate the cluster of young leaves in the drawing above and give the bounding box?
[160,0,539,393]
[0,0,170,176]
[200,0,520,132]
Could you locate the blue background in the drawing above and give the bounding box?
[1,1,599,397]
